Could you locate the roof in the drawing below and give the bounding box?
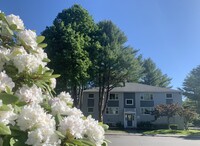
[84,83,180,93]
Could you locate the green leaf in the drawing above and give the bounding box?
[37,65,43,74]
[0,13,6,21]
[5,86,12,94]
[0,93,19,104]
[0,105,11,111]
[50,74,61,78]
[55,130,65,139]
[9,137,16,146]
[36,36,45,44]
[10,24,17,30]
[42,58,51,62]
[0,123,11,135]
[79,139,96,146]
[38,43,47,48]
[55,114,62,125]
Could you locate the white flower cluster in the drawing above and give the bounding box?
[6,14,24,30]
[0,17,47,74]
[17,104,60,145]
[0,11,105,146]
[0,101,17,126]
[15,84,43,104]
[0,71,15,92]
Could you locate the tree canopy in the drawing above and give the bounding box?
[140,58,172,88]
[182,65,200,114]
[42,4,96,106]
[89,20,143,121]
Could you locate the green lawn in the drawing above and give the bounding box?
[106,129,200,136]
[143,129,200,136]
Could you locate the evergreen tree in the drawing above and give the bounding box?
[182,65,200,114]
[140,58,172,88]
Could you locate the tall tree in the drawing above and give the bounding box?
[140,58,172,88]
[89,20,142,121]
[42,5,96,107]
[182,65,200,114]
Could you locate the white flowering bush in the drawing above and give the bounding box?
[0,11,107,146]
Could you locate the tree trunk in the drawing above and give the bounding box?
[72,85,78,107]
[78,84,84,109]
[98,86,105,122]
[167,117,170,129]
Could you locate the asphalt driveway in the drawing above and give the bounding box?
[106,134,200,146]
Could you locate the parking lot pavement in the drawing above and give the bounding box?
[106,134,200,146]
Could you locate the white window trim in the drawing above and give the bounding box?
[140,107,154,115]
[88,107,94,113]
[140,93,153,101]
[109,93,119,101]
[105,107,119,115]
[125,99,134,105]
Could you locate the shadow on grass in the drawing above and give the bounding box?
[179,135,200,140]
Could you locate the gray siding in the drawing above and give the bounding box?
[140,101,154,107]
[107,101,119,107]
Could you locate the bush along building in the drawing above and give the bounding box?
[81,83,184,129]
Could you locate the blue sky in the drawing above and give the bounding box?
[0,0,200,89]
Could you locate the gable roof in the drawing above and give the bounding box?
[84,83,180,93]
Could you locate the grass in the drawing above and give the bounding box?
[143,129,200,136]
[106,128,200,136]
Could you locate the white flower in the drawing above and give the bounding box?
[57,92,73,105]
[13,53,45,73]
[17,104,56,131]
[0,104,18,126]
[0,71,15,92]
[17,29,37,48]
[10,46,27,57]
[49,78,56,89]
[34,47,48,60]
[6,14,24,30]
[58,116,85,139]
[50,98,69,116]
[50,98,83,117]
[84,116,105,146]
[26,127,60,146]
[15,84,43,104]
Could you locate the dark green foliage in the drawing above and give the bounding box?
[42,5,96,106]
[182,65,200,114]
[89,20,143,121]
[140,58,172,88]
[137,121,153,130]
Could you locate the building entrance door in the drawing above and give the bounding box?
[126,114,133,127]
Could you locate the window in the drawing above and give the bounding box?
[126,99,133,105]
[87,99,94,107]
[141,107,154,115]
[109,94,118,100]
[106,107,119,115]
[88,107,94,113]
[166,99,173,104]
[141,93,153,101]
[166,93,172,98]
[88,94,94,98]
